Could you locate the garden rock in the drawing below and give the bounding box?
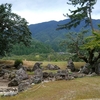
[1,88,18,96]
[55,70,69,80]
[32,69,43,84]
[8,68,29,87]
[3,72,9,79]
[79,63,91,74]
[32,75,42,84]
[43,72,55,79]
[43,72,49,79]
[16,68,29,80]
[49,72,55,78]
[8,78,19,86]
[34,68,43,77]
[18,81,31,92]
[46,64,60,70]
[17,64,27,71]
[0,69,10,77]
[67,59,75,72]
[9,71,16,80]
[32,62,42,71]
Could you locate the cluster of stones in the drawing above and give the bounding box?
[0,59,99,97]
[0,88,18,96]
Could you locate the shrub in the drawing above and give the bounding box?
[14,59,23,69]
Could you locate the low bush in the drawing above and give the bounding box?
[14,59,23,69]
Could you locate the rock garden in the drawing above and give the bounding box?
[0,59,99,97]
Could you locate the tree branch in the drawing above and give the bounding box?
[77,51,88,63]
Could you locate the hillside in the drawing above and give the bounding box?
[11,39,53,55]
[29,19,100,51]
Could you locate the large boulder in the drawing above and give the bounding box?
[32,62,42,71]
[32,76,42,84]
[67,59,75,72]
[8,68,29,87]
[18,81,31,92]
[43,72,55,79]
[8,78,19,87]
[79,63,91,74]
[16,68,29,80]
[32,69,43,84]
[55,70,69,80]
[46,64,60,70]
[34,68,43,77]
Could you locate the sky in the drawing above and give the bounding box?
[0,0,100,24]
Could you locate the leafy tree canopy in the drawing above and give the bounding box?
[81,25,100,52]
[58,0,100,69]
[57,0,97,30]
[0,3,32,56]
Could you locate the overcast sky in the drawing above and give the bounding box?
[0,0,100,24]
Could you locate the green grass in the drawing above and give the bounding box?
[0,76,100,100]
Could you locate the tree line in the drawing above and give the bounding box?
[11,39,53,55]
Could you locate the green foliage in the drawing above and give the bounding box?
[2,52,72,61]
[61,30,88,53]
[14,59,23,69]
[0,3,32,57]
[82,25,100,50]
[57,0,100,67]
[11,39,53,55]
[57,0,96,30]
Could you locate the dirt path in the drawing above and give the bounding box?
[0,77,9,88]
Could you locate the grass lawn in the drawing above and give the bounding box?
[21,60,85,69]
[0,60,85,69]
[0,76,100,100]
[0,60,99,100]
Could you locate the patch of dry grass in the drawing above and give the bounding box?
[74,62,86,69]
[23,61,85,69]
[0,60,14,65]
[0,60,85,69]
[0,76,100,100]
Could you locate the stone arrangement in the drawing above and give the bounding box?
[0,60,99,97]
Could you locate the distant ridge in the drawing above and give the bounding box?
[29,19,100,51]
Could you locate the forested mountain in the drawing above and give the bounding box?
[29,19,100,51]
